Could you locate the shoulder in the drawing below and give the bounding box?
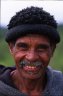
[0,65,16,74]
[47,66,63,80]
[0,65,16,89]
[52,69,63,80]
[47,66,63,89]
[49,66,63,87]
[0,65,6,74]
[0,65,16,81]
[45,66,63,95]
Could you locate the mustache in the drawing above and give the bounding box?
[19,60,43,67]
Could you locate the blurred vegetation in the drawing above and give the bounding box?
[0,25,63,72]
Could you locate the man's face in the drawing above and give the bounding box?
[9,35,54,79]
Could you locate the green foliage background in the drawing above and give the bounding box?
[0,25,63,72]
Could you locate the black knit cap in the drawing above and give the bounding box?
[5,6,60,44]
[5,24,60,44]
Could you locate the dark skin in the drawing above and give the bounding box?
[9,35,55,96]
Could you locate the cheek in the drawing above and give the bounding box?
[39,52,52,66]
[13,51,26,64]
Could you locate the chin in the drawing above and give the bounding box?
[20,69,44,80]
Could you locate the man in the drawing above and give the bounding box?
[0,6,63,96]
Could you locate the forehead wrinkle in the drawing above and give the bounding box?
[15,36,30,44]
[16,34,50,47]
[28,35,39,47]
[28,34,49,45]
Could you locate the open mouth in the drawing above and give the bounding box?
[23,65,41,74]
[19,60,42,74]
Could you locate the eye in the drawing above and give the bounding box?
[15,43,28,51]
[37,44,49,52]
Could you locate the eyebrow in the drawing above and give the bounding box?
[15,42,29,48]
[36,44,49,49]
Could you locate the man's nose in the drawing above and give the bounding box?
[25,50,39,62]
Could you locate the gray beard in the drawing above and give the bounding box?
[19,60,44,68]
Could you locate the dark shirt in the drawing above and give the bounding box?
[0,65,63,96]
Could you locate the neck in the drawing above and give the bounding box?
[23,78,43,91]
[11,70,46,95]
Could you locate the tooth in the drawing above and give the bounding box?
[26,66,28,68]
[24,66,37,69]
[31,67,34,69]
[28,66,30,68]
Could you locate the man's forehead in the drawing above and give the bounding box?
[15,34,50,44]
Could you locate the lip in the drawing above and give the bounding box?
[23,65,41,74]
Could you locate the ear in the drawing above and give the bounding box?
[8,43,15,55]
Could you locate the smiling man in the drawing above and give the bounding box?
[0,6,63,96]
